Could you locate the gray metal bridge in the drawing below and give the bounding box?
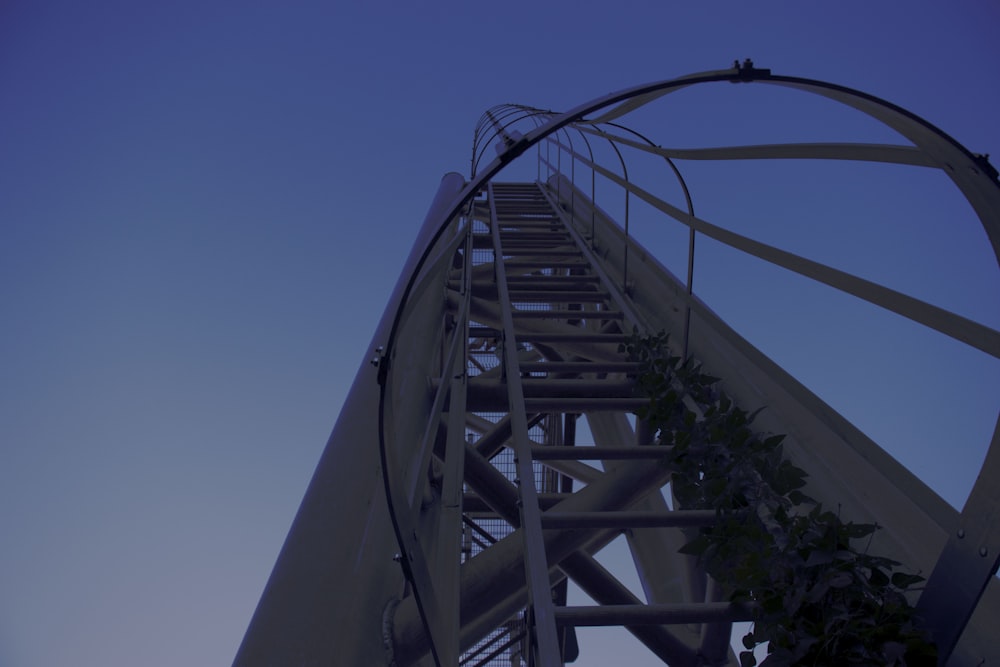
[234,65,1000,666]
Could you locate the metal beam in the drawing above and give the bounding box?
[391,454,675,665]
[540,510,718,529]
[555,603,754,627]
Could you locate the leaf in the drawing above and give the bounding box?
[787,489,815,506]
[678,534,711,557]
[805,580,830,604]
[804,550,834,568]
[869,567,890,587]
[891,572,925,589]
[843,522,878,539]
[882,641,906,663]
[762,594,784,614]
[763,434,785,448]
[773,461,808,493]
[730,588,753,603]
[625,331,937,663]
[829,572,853,588]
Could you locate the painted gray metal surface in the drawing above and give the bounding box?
[233,172,466,666]
[549,174,999,664]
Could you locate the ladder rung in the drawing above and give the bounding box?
[460,377,636,398]
[515,332,628,343]
[503,221,559,229]
[554,603,754,627]
[499,232,568,240]
[529,446,663,460]
[496,212,557,218]
[511,309,623,319]
[500,243,574,251]
[497,221,563,228]
[506,275,600,284]
[518,361,640,373]
[463,493,568,513]
[523,397,647,411]
[540,510,717,529]
[503,260,589,269]
[469,326,500,337]
[503,248,581,256]
[508,290,609,302]
[461,391,645,412]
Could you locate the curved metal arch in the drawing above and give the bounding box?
[472,105,530,173]
[377,64,1000,665]
[596,131,631,291]
[471,105,532,174]
[423,66,1000,279]
[554,126,577,205]
[560,122,599,242]
[473,104,522,144]
[602,120,700,357]
[473,105,553,178]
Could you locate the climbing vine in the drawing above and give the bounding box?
[621,331,937,666]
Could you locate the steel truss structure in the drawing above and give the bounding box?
[235,64,1000,666]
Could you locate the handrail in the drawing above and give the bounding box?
[541,132,1000,358]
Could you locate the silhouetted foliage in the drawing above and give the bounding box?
[622,331,937,666]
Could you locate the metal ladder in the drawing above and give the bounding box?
[441,182,745,667]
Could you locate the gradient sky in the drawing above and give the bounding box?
[2,2,998,665]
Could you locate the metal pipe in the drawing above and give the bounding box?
[540,510,719,529]
[555,603,754,626]
[530,446,667,460]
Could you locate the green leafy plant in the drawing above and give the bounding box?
[621,331,936,666]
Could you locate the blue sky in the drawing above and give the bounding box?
[1,2,998,665]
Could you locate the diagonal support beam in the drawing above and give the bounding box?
[392,452,676,665]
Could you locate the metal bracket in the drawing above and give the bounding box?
[730,58,771,83]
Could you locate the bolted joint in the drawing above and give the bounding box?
[498,131,530,165]
[372,346,390,385]
[730,57,771,83]
[972,153,998,181]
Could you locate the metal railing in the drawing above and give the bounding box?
[382,64,1000,664]
[470,83,1000,363]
